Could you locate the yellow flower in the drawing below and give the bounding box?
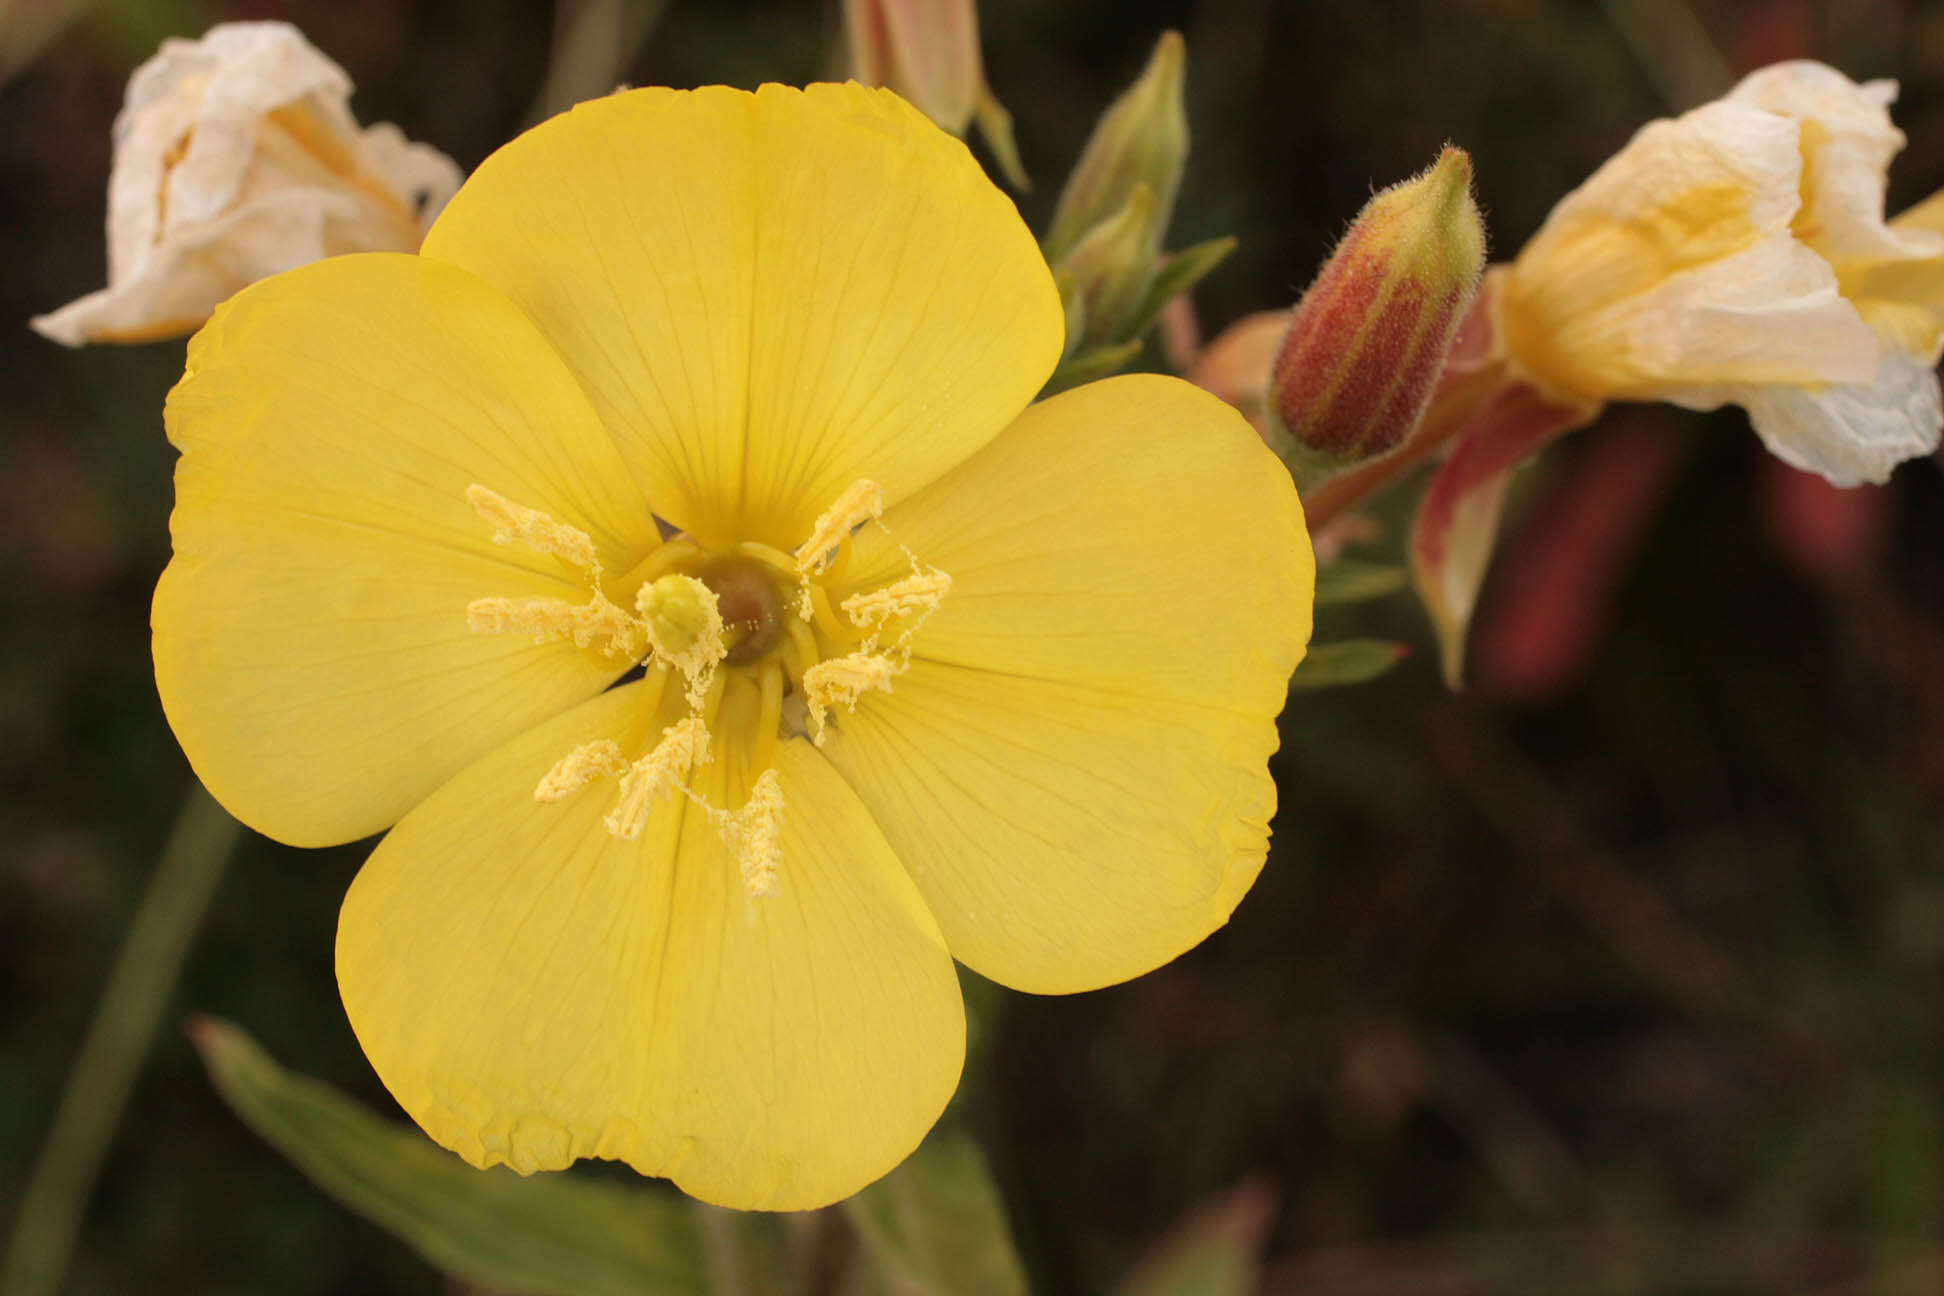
[1491,60,1944,486]
[152,84,1313,1210]
[33,22,460,347]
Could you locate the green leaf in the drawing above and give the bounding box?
[1313,560,1409,605]
[1110,1181,1276,1296]
[191,1017,707,1296]
[1289,639,1410,691]
[842,1128,1028,1296]
[1042,337,1145,397]
[1126,235,1236,339]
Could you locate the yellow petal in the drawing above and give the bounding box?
[420,82,1063,550]
[154,253,661,847]
[1859,298,1944,362]
[337,682,964,1211]
[820,661,1277,993]
[822,374,1313,992]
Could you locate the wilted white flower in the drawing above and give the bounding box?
[1490,60,1944,486]
[33,22,460,347]
[842,0,1026,187]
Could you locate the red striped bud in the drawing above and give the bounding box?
[1268,147,1486,478]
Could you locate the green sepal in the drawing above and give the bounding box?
[1126,235,1235,339]
[1042,337,1146,396]
[974,85,1030,192]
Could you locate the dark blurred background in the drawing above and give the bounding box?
[4,0,1944,1292]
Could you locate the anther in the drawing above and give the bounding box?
[842,567,952,633]
[604,718,712,841]
[801,650,902,744]
[467,484,598,573]
[718,768,785,897]
[793,479,883,576]
[467,595,645,658]
[534,740,627,802]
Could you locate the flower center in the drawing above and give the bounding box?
[461,479,949,897]
[697,555,786,667]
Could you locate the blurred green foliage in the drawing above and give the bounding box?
[4,1,1944,1292]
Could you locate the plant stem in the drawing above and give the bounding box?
[1301,365,1502,532]
[1,780,242,1296]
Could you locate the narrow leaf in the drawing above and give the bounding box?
[843,1128,1028,1296]
[1289,639,1409,691]
[1127,235,1236,339]
[1111,1180,1277,1296]
[1313,559,1408,605]
[191,1017,707,1296]
[1043,337,1145,396]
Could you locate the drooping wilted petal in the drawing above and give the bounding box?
[33,22,459,346]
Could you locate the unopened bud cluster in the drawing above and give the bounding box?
[1045,32,1224,373]
[1268,147,1486,476]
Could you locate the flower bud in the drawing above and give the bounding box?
[842,0,1027,189]
[1054,182,1160,352]
[843,0,981,134]
[1267,146,1486,475]
[1043,31,1186,264]
[32,22,460,347]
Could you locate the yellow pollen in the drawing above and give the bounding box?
[793,479,883,576]
[466,484,599,573]
[709,768,786,898]
[842,567,952,632]
[636,574,726,709]
[801,649,903,745]
[533,740,627,803]
[604,717,712,841]
[466,594,646,658]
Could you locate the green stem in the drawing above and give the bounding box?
[1,779,242,1296]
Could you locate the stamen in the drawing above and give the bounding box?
[747,660,785,779]
[842,567,952,633]
[466,594,645,658]
[805,582,863,645]
[533,740,627,803]
[636,574,726,709]
[466,484,598,573]
[604,717,712,841]
[736,540,802,578]
[717,768,785,897]
[801,649,902,744]
[793,479,883,576]
[783,614,821,680]
[821,534,855,588]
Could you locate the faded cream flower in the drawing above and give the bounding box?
[1492,60,1944,486]
[33,22,460,347]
